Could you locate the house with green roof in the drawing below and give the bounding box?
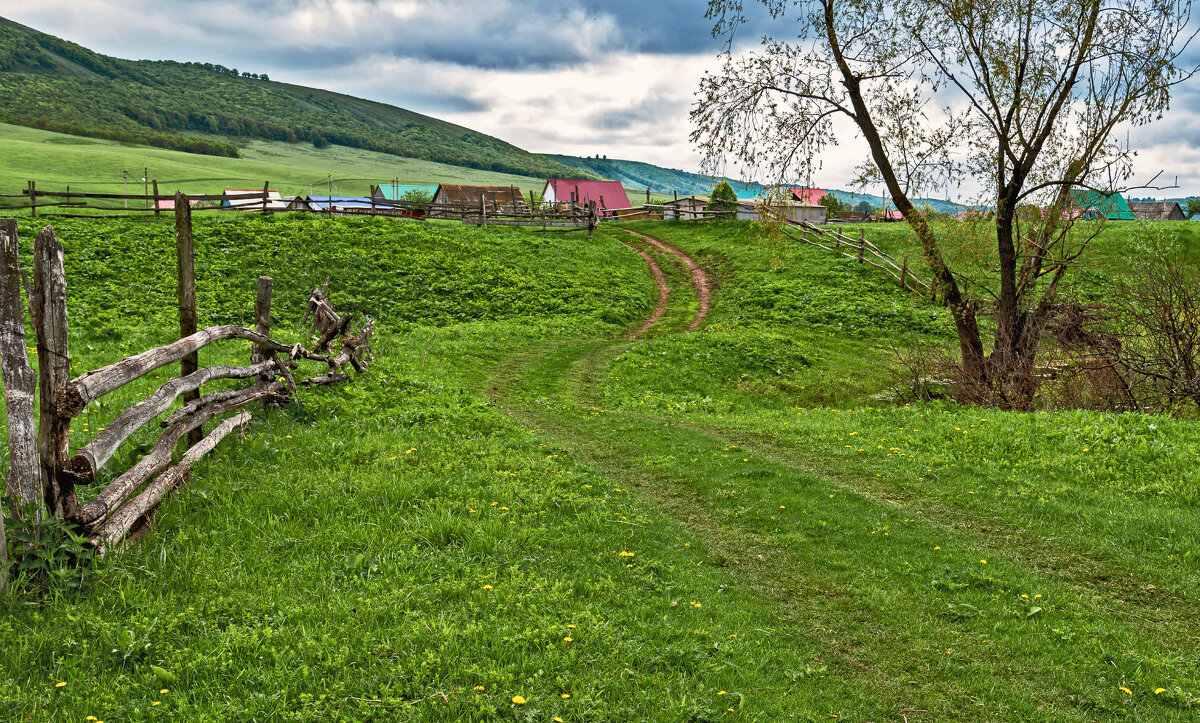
[1068,189,1136,220]
[371,184,438,202]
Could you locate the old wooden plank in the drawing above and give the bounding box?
[0,220,43,532]
[33,226,76,518]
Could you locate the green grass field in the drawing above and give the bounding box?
[1,214,1198,721]
[0,123,554,200]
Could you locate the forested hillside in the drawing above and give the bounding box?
[0,16,589,179]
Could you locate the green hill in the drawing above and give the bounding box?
[0,16,591,180]
[546,153,963,213]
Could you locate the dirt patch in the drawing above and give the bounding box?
[618,228,711,332]
[621,244,669,339]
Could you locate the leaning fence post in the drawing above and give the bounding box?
[859,230,865,264]
[152,180,161,217]
[0,220,44,538]
[261,182,269,215]
[32,226,76,518]
[28,181,36,217]
[481,196,487,228]
[176,193,202,448]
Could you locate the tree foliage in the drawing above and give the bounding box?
[707,180,740,217]
[817,193,845,212]
[694,0,1197,408]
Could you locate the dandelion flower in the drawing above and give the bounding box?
[474,685,485,691]
[934,546,941,550]
[563,636,573,642]
[55,682,66,688]
[1119,686,1132,695]
[1034,594,1042,599]
[555,718,564,722]
[779,505,785,510]
[980,559,987,564]
[482,584,494,591]
[562,693,571,699]
[1155,688,1166,695]
[1021,594,1029,599]
[567,624,576,629]
[512,695,527,705]
[160,688,169,694]
[718,690,727,695]
[151,701,161,707]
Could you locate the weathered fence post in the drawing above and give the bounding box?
[32,226,76,518]
[28,181,36,217]
[480,196,487,228]
[176,193,202,448]
[252,276,273,375]
[859,230,865,264]
[152,180,161,216]
[900,256,908,291]
[0,220,44,544]
[261,182,270,215]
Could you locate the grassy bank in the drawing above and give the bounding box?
[1,215,1197,721]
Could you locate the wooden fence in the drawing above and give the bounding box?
[0,203,373,566]
[778,220,932,295]
[0,183,606,233]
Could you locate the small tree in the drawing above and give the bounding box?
[707,180,739,218]
[400,187,433,204]
[817,193,846,213]
[1186,197,1200,219]
[854,200,873,214]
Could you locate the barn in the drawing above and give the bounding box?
[1128,201,1187,221]
[429,185,530,218]
[542,179,631,211]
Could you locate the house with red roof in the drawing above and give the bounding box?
[788,187,826,205]
[542,179,631,211]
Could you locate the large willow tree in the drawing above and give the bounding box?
[693,0,1196,408]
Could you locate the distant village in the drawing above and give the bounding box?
[152,179,1191,224]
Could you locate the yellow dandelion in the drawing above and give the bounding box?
[151,701,161,707]
[160,688,169,694]
[474,685,485,691]
[980,559,987,565]
[562,693,571,699]
[563,636,573,642]
[718,690,727,695]
[86,718,98,722]
[555,718,564,722]
[934,546,941,550]
[482,584,493,591]
[1021,594,1029,599]
[55,682,66,688]
[1155,688,1166,695]
[1034,594,1042,599]
[1119,686,1132,695]
[729,634,736,639]
[512,695,527,705]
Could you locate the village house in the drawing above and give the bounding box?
[220,189,291,211]
[542,179,631,212]
[1128,201,1187,221]
[428,185,530,218]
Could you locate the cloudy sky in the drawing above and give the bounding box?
[2,0,1199,198]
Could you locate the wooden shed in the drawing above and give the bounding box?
[663,197,709,221]
[429,185,529,218]
[1128,201,1187,221]
[737,200,827,224]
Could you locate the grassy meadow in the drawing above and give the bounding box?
[0,212,1198,721]
[0,123,552,200]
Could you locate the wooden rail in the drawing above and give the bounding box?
[0,218,375,567]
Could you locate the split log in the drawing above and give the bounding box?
[159,388,259,428]
[299,372,350,386]
[62,360,277,482]
[0,220,43,526]
[33,227,76,518]
[314,312,352,353]
[73,384,286,527]
[91,409,252,556]
[63,325,316,415]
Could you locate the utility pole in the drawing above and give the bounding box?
[142,168,148,209]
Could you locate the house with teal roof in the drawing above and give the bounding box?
[1068,189,1136,220]
[372,184,438,202]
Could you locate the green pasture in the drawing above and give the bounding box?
[0,123,551,201]
[0,214,1197,721]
